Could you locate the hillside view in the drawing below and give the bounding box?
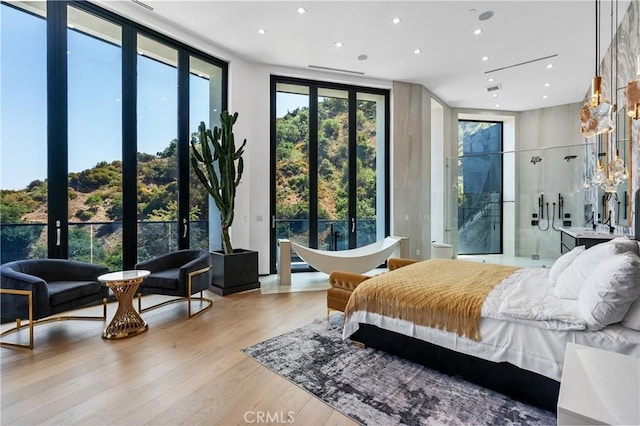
[1,97,381,266]
[275,96,379,249]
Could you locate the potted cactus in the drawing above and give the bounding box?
[191,111,259,295]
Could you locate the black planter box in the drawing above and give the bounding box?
[210,249,260,296]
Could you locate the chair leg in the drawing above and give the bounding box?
[137,267,213,319]
[187,266,213,319]
[0,289,34,349]
[1,289,107,350]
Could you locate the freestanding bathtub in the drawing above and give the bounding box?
[285,236,404,275]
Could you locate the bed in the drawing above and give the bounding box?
[341,192,640,412]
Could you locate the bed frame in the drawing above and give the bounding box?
[351,189,640,413]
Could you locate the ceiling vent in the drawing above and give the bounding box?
[131,0,154,11]
[486,84,502,92]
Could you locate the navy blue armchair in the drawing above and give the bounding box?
[135,249,213,319]
[1,259,109,349]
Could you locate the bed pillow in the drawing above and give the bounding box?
[548,245,585,288]
[621,297,640,331]
[577,251,640,331]
[554,238,639,300]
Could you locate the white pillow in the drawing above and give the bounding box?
[548,246,585,287]
[555,239,640,300]
[607,236,640,256]
[621,297,640,331]
[578,251,640,331]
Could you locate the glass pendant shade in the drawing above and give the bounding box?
[592,161,606,185]
[581,78,615,136]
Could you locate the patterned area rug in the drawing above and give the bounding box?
[243,314,556,426]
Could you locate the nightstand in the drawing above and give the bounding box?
[558,343,640,425]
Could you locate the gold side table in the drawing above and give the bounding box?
[98,270,150,339]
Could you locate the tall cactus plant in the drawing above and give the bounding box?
[190,111,246,255]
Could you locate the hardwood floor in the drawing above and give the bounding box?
[1,282,356,425]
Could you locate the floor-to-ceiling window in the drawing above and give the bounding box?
[189,56,224,251]
[271,76,389,272]
[0,1,226,268]
[1,2,48,264]
[136,35,179,262]
[457,120,503,254]
[67,6,123,270]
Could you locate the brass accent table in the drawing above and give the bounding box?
[98,270,150,339]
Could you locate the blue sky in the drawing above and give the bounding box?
[1,3,304,191]
[1,4,208,191]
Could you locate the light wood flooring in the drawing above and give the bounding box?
[1,279,356,425]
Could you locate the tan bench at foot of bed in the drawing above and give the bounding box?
[327,257,419,315]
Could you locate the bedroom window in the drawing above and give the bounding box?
[0,1,48,264]
[457,120,503,255]
[0,1,227,269]
[270,76,390,272]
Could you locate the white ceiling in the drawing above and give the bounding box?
[104,0,631,112]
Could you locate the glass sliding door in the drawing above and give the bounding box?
[136,35,179,262]
[67,6,123,270]
[317,88,349,250]
[274,83,310,254]
[457,120,503,255]
[271,77,389,272]
[189,56,224,250]
[356,92,386,247]
[0,2,48,263]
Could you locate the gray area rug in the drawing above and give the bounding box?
[242,314,556,426]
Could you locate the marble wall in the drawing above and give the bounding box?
[392,82,432,259]
[593,0,639,232]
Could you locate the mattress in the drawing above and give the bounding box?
[343,268,640,381]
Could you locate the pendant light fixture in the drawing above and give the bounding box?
[581,0,615,137]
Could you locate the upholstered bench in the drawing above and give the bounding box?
[327,257,419,315]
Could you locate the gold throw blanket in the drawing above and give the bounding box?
[344,259,519,341]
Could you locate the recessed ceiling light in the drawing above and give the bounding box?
[488,77,495,82]
[334,41,344,48]
[414,48,422,54]
[257,28,267,35]
[297,6,307,14]
[492,94,498,98]
[392,17,402,24]
[482,56,489,61]
[496,103,501,107]
[474,28,482,35]
[542,95,548,99]
[546,63,553,69]
[544,82,550,87]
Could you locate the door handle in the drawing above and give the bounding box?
[272,215,276,228]
[182,218,187,238]
[56,220,61,246]
[351,218,356,233]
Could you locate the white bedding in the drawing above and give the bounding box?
[343,267,640,381]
